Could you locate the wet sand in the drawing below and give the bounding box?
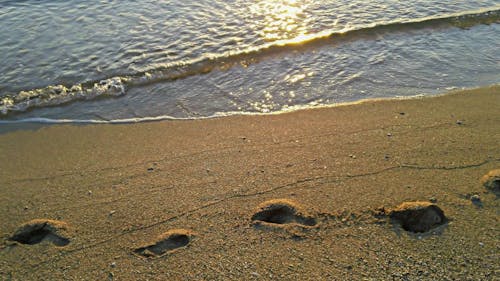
[0,86,499,280]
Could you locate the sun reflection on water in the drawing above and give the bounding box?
[250,0,311,42]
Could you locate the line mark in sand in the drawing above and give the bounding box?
[1,120,457,185]
[9,219,71,247]
[251,199,317,228]
[133,229,195,258]
[28,158,498,267]
[375,202,448,233]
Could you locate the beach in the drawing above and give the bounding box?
[0,86,499,280]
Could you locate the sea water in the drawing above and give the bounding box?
[0,0,499,123]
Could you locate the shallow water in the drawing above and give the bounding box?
[0,1,499,122]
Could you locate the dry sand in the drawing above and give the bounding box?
[0,86,499,280]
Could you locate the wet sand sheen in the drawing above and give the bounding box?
[0,86,499,280]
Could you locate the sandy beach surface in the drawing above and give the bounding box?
[0,86,499,280]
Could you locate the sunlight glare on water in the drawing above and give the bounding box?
[250,0,311,41]
[0,0,498,122]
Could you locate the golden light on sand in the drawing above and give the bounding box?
[250,0,310,42]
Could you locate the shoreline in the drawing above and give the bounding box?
[0,86,499,280]
[0,84,497,133]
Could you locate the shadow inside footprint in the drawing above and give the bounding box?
[134,229,193,258]
[389,202,447,233]
[251,199,317,227]
[9,219,70,246]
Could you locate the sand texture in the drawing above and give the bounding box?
[0,86,499,280]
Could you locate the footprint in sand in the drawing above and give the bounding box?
[251,199,317,227]
[481,169,500,196]
[9,219,71,246]
[382,201,448,233]
[133,229,195,258]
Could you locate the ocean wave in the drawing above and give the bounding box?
[0,77,126,115]
[1,8,498,117]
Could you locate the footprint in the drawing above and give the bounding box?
[134,229,194,258]
[386,201,447,233]
[251,199,317,227]
[481,169,500,196]
[9,219,70,247]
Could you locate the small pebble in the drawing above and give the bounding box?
[429,197,437,203]
[456,120,463,125]
[109,210,116,216]
[110,262,116,268]
[478,242,484,247]
[88,190,93,196]
[251,272,260,277]
[387,133,392,137]
[471,194,481,202]
[23,206,29,210]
